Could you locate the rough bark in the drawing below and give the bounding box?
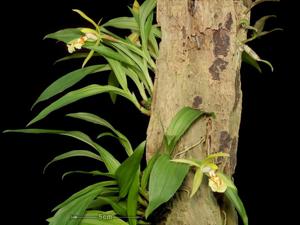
[146,0,249,224]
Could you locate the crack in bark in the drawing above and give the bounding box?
[233,71,241,112]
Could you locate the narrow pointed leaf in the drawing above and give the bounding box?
[55,53,91,64]
[144,12,153,49]
[139,0,156,51]
[146,154,189,218]
[148,28,159,58]
[53,180,117,211]
[103,17,138,30]
[256,28,283,38]
[32,65,109,109]
[4,129,99,149]
[5,128,120,173]
[225,187,248,225]
[66,112,133,155]
[100,131,119,139]
[152,25,161,38]
[96,197,127,216]
[124,67,148,101]
[165,107,214,153]
[254,15,276,33]
[49,188,103,225]
[243,45,273,72]
[44,28,82,43]
[108,71,119,103]
[44,150,102,173]
[27,84,136,126]
[105,58,128,90]
[242,51,262,73]
[88,196,119,209]
[62,170,115,180]
[141,153,159,192]
[127,171,140,225]
[115,141,145,198]
[85,45,134,66]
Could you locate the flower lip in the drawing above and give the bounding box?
[208,173,227,193]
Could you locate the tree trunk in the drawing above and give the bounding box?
[146,0,249,224]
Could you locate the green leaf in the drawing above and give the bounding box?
[85,45,134,66]
[242,51,262,73]
[72,9,99,31]
[255,28,283,39]
[114,40,147,61]
[49,188,102,225]
[4,128,120,173]
[108,72,119,103]
[103,17,138,30]
[53,180,117,211]
[139,0,157,51]
[254,15,276,34]
[127,171,140,225]
[100,27,124,41]
[190,168,203,198]
[148,28,159,58]
[95,197,127,216]
[225,187,248,225]
[108,41,145,72]
[146,154,189,218]
[66,112,133,156]
[55,53,92,64]
[80,210,128,225]
[105,58,128,90]
[32,65,109,109]
[242,45,273,72]
[97,132,119,140]
[27,84,137,126]
[44,150,102,173]
[115,141,145,198]
[45,28,82,43]
[164,107,214,154]
[124,67,148,101]
[140,153,159,193]
[152,25,161,38]
[88,196,119,209]
[62,170,115,180]
[4,129,99,149]
[143,12,154,50]
[94,144,121,174]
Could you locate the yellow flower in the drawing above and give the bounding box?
[67,36,86,53]
[208,171,227,193]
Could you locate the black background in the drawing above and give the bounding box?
[0,1,297,225]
